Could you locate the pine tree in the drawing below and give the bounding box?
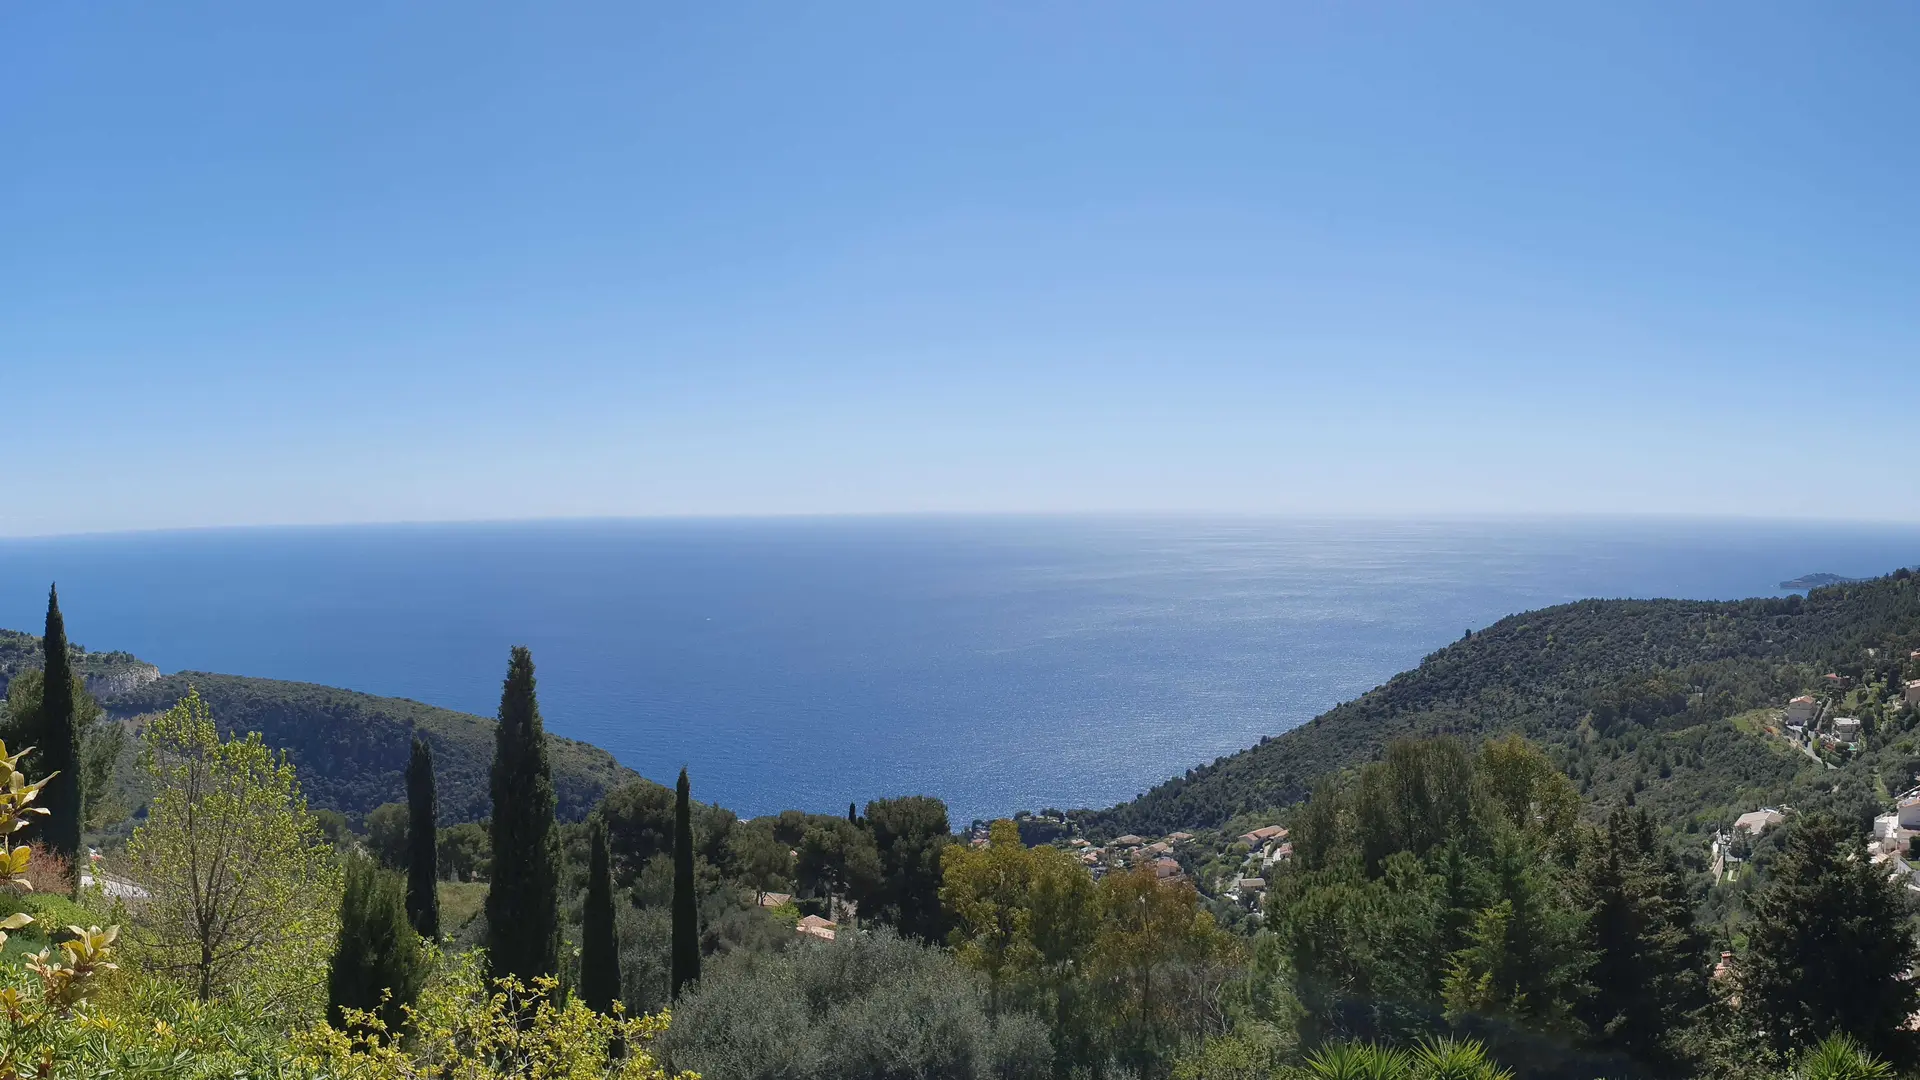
[38,585,81,877]
[866,795,952,942]
[1574,808,1708,1074]
[579,819,621,1014]
[1744,813,1920,1064]
[670,767,700,999]
[405,736,440,940]
[485,646,561,987]
[328,852,427,1033]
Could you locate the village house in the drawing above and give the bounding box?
[1786,695,1819,727]
[1734,808,1785,835]
[1238,825,1288,847]
[1112,834,1145,848]
[1897,796,1920,832]
[1143,841,1173,857]
[1168,831,1194,844]
[1152,856,1184,882]
[1906,679,1920,708]
[797,914,837,942]
[1834,717,1862,744]
[758,891,794,909]
[1825,672,1852,689]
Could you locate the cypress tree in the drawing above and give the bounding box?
[485,646,561,988]
[579,820,621,1014]
[329,853,427,1033]
[848,801,858,824]
[405,736,440,940]
[38,585,81,876]
[670,767,700,999]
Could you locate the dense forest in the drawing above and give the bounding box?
[1086,572,1920,839]
[0,630,633,821]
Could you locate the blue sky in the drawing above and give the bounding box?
[4,3,1917,536]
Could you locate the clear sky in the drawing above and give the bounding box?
[4,3,1917,536]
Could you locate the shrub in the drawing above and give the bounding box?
[298,949,685,1079]
[659,927,1052,1080]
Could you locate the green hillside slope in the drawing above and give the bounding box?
[101,672,634,821]
[1087,571,1920,837]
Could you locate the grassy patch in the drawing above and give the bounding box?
[438,881,488,934]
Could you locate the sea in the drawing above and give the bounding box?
[0,516,1915,824]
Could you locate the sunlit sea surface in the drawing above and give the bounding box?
[3,516,1916,823]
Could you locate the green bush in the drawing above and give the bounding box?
[658,928,1053,1080]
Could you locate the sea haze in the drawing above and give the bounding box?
[1,516,1916,824]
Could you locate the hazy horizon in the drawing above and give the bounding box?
[11,508,1920,545]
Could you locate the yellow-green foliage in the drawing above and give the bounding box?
[295,949,692,1080]
[126,689,340,1016]
[0,738,127,1079]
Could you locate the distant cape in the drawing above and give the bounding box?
[1780,572,1863,590]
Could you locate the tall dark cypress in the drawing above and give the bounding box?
[485,646,561,987]
[848,801,858,824]
[39,585,81,876]
[670,767,700,999]
[405,736,441,940]
[579,820,621,1014]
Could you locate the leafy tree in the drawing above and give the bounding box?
[671,767,700,999]
[1742,813,1920,1064]
[127,689,341,1008]
[1476,735,1579,856]
[580,819,622,1014]
[864,795,951,942]
[794,816,880,906]
[1093,864,1234,1071]
[438,821,490,881]
[363,801,410,869]
[405,736,439,940]
[486,646,561,986]
[328,852,427,1034]
[727,820,793,904]
[37,586,81,876]
[1573,808,1707,1073]
[315,808,355,849]
[942,820,1036,1012]
[599,778,677,882]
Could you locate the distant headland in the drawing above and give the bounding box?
[1780,572,1865,590]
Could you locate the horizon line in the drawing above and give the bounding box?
[9,508,1920,544]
